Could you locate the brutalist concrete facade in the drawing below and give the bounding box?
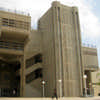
[0,9,31,97]
[0,1,99,98]
[38,1,83,97]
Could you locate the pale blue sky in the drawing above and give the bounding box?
[92,0,100,17]
[0,0,100,67]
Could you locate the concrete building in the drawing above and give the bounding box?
[0,1,99,97]
[82,46,99,96]
[38,1,83,97]
[91,70,100,96]
[0,9,31,96]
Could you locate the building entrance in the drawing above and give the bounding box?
[85,70,94,96]
[0,60,20,97]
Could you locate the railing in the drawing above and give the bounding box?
[0,7,30,16]
[85,65,98,69]
[0,88,19,97]
[26,54,42,68]
[2,18,30,31]
[0,41,24,51]
[82,43,96,48]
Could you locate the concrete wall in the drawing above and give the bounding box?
[39,1,83,97]
[25,30,42,97]
[82,47,98,71]
[0,1,99,98]
[82,47,99,96]
[25,30,42,59]
[0,11,31,42]
[91,70,100,96]
[59,3,83,97]
[38,7,56,97]
[25,78,42,97]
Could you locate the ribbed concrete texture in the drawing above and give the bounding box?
[0,0,99,98]
[38,1,83,97]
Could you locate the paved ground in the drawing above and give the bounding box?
[60,97,100,100]
[59,97,100,100]
[0,97,99,100]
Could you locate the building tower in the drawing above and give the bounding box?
[38,1,83,97]
[0,9,31,97]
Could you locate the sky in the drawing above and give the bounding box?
[0,0,100,66]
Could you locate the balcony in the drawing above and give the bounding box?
[84,65,99,71]
[16,63,42,76]
[0,40,24,55]
[0,10,31,41]
[82,43,96,48]
[1,18,30,41]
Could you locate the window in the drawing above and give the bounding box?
[2,18,9,26]
[9,19,15,27]
[26,68,43,83]
[26,56,35,68]
[34,54,42,63]
[26,54,42,68]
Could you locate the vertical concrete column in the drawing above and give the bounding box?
[52,1,63,97]
[0,17,1,37]
[20,56,26,97]
[89,71,92,95]
[72,7,83,96]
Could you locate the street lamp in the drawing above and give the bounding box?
[42,80,45,97]
[83,75,87,97]
[58,79,62,98]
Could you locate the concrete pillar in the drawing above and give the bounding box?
[89,71,93,95]
[0,17,1,37]
[52,2,63,97]
[20,56,25,97]
[72,7,83,96]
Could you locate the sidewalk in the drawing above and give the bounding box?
[0,97,99,100]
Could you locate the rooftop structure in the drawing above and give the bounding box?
[0,7,30,16]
